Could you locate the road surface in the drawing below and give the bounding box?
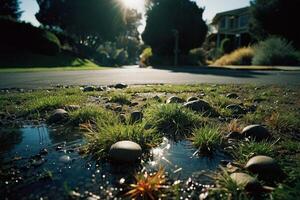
[0,66,300,89]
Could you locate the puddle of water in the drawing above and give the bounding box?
[146,137,230,180]
[0,125,229,199]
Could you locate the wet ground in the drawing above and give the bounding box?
[0,125,230,199]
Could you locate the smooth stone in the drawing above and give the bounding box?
[83,86,96,92]
[59,155,71,163]
[230,173,262,192]
[166,96,185,104]
[226,104,246,115]
[226,131,244,140]
[245,156,284,182]
[187,96,199,102]
[114,83,128,89]
[48,109,68,123]
[241,125,271,141]
[226,93,239,99]
[130,111,143,123]
[109,141,142,163]
[183,100,212,113]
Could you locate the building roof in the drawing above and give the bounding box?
[212,6,250,24]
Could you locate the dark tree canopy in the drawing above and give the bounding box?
[0,0,22,19]
[250,0,300,48]
[36,0,127,47]
[142,0,208,56]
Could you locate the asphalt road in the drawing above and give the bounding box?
[1,66,300,89]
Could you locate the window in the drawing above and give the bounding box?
[220,17,226,29]
[239,15,249,27]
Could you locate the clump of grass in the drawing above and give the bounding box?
[145,104,203,137]
[213,47,254,66]
[69,105,118,125]
[265,111,300,131]
[210,168,249,200]
[83,122,162,160]
[191,125,223,154]
[271,180,300,200]
[229,140,276,163]
[126,168,166,200]
[109,93,131,105]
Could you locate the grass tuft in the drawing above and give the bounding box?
[109,93,131,105]
[191,125,223,154]
[145,104,204,137]
[213,47,254,66]
[83,122,162,160]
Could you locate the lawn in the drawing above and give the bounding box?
[0,84,299,199]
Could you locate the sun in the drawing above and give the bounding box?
[121,0,143,9]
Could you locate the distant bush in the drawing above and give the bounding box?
[139,47,152,67]
[0,17,61,55]
[187,48,207,66]
[213,47,254,66]
[221,38,235,54]
[252,37,300,66]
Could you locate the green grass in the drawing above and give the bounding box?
[83,122,162,160]
[145,104,204,137]
[191,125,223,154]
[109,93,132,105]
[69,105,118,125]
[229,140,276,164]
[0,52,110,72]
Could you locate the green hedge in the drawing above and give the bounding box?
[0,17,61,55]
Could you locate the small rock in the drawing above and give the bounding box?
[48,109,69,123]
[39,148,48,155]
[241,125,271,141]
[226,93,239,99]
[187,96,199,102]
[226,131,244,140]
[130,102,139,107]
[166,96,185,104]
[95,86,104,91]
[59,155,71,163]
[245,156,284,182]
[226,104,246,115]
[83,86,96,92]
[119,113,127,123]
[183,100,213,114]
[114,83,128,89]
[130,111,143,123]
[109,141,142,163]
[152,95,161,101]
[230,173,262,192]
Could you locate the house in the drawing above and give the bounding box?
[210,7,252,48]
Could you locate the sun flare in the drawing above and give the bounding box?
[121,0,143,9]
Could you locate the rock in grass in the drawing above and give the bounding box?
[187,96,199,102]
[114,83,128,89]
[183,100,213,113]
[130,111,143,123]
[48,109,69,123]
[226,93,239,99]
[245,156,284,182]
[230,173,262,192]
[166,96,185,104]
[226,131,244,140]
[241,125,271,141]
[109,141,142,163]
[83,86,96,92]
[65,105,80,111]
[226,104,246,115]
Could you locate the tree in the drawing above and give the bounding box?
[0,0,22,20]
[36,0,126,48]
[142,0,208,58]
[250,0,300,48]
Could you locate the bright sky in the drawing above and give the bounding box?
[20,0,250,27]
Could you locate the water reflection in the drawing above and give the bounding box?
[146,137,230,180]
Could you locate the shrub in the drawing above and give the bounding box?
[252,37,300,66]
[221,38,235,54]
[213,47,254,66]
[187,48,207,66]
[145,104,203,137]
[0,17,61,55]
[140,47,153,67]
